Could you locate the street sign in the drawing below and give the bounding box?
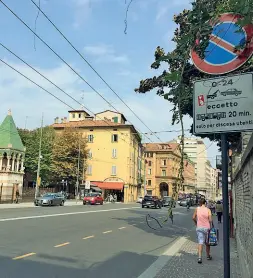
[191,13,253,75]
[193,73,253,134]
[85,180,90,190]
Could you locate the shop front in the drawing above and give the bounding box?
[91,180,124,202]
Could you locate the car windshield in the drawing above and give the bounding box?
[163,197,171,200]
[43,193,55,197]
[86,193,98,197]
[144,195,153,200]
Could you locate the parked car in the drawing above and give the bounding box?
[34,193,65,206]
[162,196,176,208]
[136,196,143,203]
[142,195,162,209]
[83,193,103,205]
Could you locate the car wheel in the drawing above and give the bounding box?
[142,205,145,208]
[101,201,103,205]
[49,200,53,206]
[83,201,86,205]
[34,203,38,206]
[60,200,64,206]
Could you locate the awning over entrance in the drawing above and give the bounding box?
[92,181,124,190]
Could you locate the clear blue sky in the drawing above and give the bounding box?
[0,0,219,165]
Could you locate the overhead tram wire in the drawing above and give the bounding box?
[29,0,163,143]
[0,0,153,143]
[0,58,141,151]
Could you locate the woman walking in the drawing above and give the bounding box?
[215,201,223,223]
[192,199,213,264]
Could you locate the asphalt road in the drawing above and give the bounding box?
[0,203,194,278]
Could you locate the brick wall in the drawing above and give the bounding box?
[233,134,253,278]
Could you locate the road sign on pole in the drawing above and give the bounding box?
[85,180,91,190]
[191,13,253,75]
[193,73,253,134]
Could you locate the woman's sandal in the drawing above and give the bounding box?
[198,258,202,264]
[207,255,212,260]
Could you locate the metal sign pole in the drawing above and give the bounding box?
[221,133,230,278]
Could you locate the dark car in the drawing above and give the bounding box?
[162,196,176,208]
[142,195,162,209]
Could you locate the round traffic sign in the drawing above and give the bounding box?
[191,13,253,75]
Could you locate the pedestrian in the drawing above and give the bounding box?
[215,200,223,223]
[192,198,213,264]
[15,189,20,204]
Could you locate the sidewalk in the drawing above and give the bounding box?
[0,200,127,209]
[0,200,83,209]
[155,224,242,278]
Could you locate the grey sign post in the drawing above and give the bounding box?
[193,73,253,278]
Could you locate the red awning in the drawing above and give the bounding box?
[92,181,124,190]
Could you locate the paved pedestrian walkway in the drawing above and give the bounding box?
[155,223,242,278]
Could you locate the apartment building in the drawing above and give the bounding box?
[143,143,196,197]
[53,110,144,203]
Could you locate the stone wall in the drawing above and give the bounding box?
[233,134,253,278]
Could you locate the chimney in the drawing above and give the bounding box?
[61,118,64,123]
[63,117,67,123]
[54,117,59,124]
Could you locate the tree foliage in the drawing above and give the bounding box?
[19,126,54,184]
[51,128,87,185]
[135,0,253,150]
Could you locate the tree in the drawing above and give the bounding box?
[19,126,55,185]
[134,0,252,150]
[51,128,88,186]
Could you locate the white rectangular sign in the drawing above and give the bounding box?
[85,180,90,190]
[193,73,253,134]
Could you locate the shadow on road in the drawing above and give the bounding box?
[0,250,159,278]
[111,207,194,239]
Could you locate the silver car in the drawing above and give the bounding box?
[34,193,65,207]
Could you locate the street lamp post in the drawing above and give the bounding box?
[76,135,81,203]
[35,113,44,199]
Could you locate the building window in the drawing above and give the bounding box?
[147,152,153,158]
[112,134,118,142]
[112,148,117,158]
[88,149,92,159]
[147,190,152,195]
[162,159,166,166]
[112,117,118,123]
[72,113,75,118]
[148,161,152,167]
[78,113,81,118]
[148,169,152,175]
[87,134,94,143]
[87,165,92,175]
[162,170,166,176]
[111,165,117,176]
[148,180,151,186]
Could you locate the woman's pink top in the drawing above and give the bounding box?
[197,206,210,229]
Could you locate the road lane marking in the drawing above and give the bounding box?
[83,235,94,240]
[0,207,140,222]
[12,252,36,260]
[118,227,126,230]
[103,230,112,234]
[54,242,70,248]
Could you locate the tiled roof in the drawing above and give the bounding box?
[0,112,25,152]
[52,120,126,128]
[144,143,179,152]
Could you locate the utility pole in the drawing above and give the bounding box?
[24,116,29,130]
[35,113,44,199]
[76,134,81,203]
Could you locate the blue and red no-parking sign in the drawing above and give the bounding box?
[191,13,253,75]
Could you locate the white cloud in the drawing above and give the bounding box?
[84,44,129,64]
[0,59,219,165]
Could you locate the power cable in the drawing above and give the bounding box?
[0,0,153,143]
[0,58,142,152]
[29,0,162,143]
